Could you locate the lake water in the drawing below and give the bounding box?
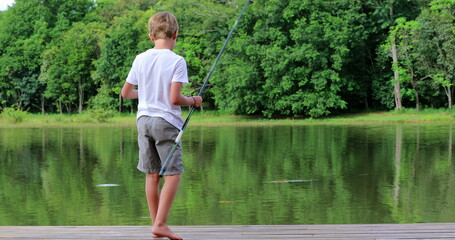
[0,124,454,226]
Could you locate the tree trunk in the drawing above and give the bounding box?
[41,95,45,114]
[409,71,419,111]
[78,80,83,114]
[414,90,420,111]
[447,87,452,109]
[66,103,72,114]
[389,0,402,110]
[442,85,453,109]
[58,100,63,115]
[391,39,402,110]
[118,93,122,113]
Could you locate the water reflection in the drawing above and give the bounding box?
[0,124,454,226]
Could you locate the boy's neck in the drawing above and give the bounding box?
[153,39,176,51]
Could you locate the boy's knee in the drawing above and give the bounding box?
[164,174,181,181]
[147,173,161,182]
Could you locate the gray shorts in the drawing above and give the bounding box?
[136,116,184,175]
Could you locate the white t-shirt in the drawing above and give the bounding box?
[126,49,189,129]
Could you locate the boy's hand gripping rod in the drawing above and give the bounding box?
[159,0,251,177]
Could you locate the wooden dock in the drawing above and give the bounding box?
[1,223,455,239]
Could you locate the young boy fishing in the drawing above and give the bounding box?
[121,11,202,240]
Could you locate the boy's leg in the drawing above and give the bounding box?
[150,118,183,239]
[145,173,161,223]
[152,174,182,240]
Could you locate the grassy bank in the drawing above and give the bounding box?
[1,109,455,128]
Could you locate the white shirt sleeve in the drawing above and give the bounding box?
[172,58,189,85]
[126,57,138,85]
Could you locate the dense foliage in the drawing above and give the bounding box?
[0,0,453,117]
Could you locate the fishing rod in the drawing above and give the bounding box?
[159,0,251,177]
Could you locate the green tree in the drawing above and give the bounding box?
[43,0,94,27]
[386,18,423,110]
[0,0,48,110]
[2,0,451,115]
[367,0,429,110]
[0,0,95,113]
[85,0,156,24]
[414,0,455,108]
[41,22,104,113]
[213,0,367,117]
[154,0,242,107]
[1,20,48,111]
[94,9,150,112]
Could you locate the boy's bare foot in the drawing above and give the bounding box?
[152,224,182,240]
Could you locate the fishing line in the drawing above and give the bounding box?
[159,0,252,177]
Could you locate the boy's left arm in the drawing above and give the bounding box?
[170,82,202,107]
[121,82,138,99]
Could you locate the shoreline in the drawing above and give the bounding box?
[1,110,455,128]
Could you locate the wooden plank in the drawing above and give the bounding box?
[1,223,455,239]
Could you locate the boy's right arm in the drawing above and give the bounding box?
[121,82,138,99]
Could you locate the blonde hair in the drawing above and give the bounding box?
[148,12,179,39]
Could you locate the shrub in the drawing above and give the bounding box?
[89,108,115,123]
[1,108,29,123]
[88,85,117,123]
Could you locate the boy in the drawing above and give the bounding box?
[121,11,202,240]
